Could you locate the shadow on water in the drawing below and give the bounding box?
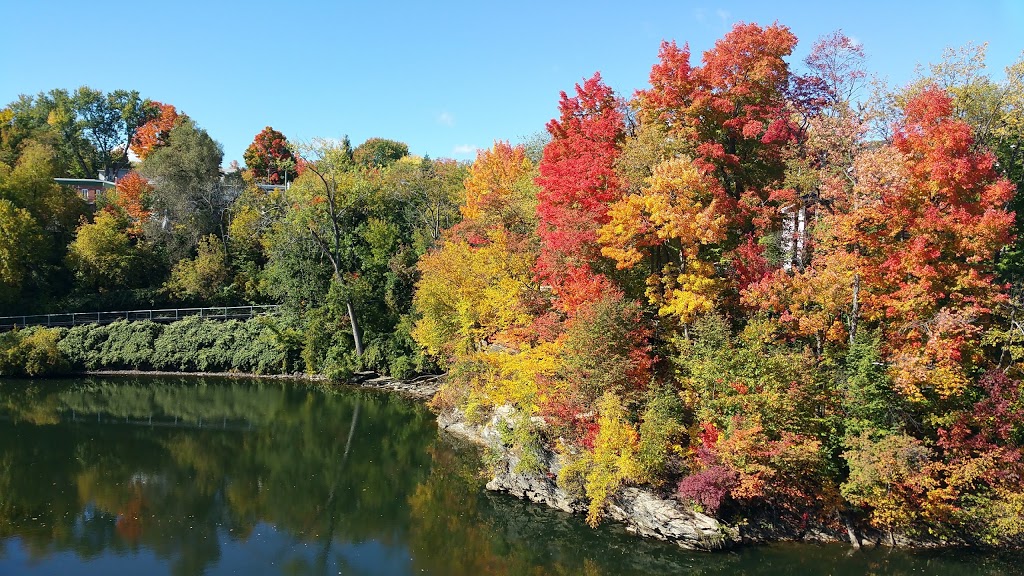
[0,375,1020,575]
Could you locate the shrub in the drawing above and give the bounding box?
[99,320,163,369]
[0,327,70,376]
[677,466,740,514]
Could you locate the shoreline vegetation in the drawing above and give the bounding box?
[3,21,1024,551]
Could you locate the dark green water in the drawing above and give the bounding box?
[0,376,1020,576]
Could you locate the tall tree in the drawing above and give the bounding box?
[535,72,626,311]
[352,138,408,169]
[289,139,369,356]
[138,118,226,262]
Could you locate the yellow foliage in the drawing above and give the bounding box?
[413,228,538,360]
[461,141,536,229]
[557,389,634,524]
[599,157,728,324]
[450,342,559,417]
[646,261,720,323]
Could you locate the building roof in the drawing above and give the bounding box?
[54,178,117,188]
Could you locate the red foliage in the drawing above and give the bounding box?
[733,234,771,291]
[244,126,299,184]
[677,465,739,514]
[937,371,1024,483]
[535,72,625,311]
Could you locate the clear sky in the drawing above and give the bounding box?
[2,1,1022,167]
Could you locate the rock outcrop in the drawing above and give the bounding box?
[438,406,739,551]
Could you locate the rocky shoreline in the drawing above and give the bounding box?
[434,405,971,552]
[439,406,743,551]
[80,370,996,551]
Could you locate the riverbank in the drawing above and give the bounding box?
[9,362,1017,552]
[434,404,1010,552]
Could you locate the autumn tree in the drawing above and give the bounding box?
[282,138,370,356]
[535,73,625,309]
[131,102,180,161]
[635,23,798,205]
[110,171,153,233]
[66,210,144,291]
[860,87,1012,399]
[600,156,729,328]
[457,141,537,240]
[414,142,540,360]
[243,126,298,184]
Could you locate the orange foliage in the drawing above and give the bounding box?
[131,102,181,160]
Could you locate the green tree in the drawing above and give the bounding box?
[0,199,44,310]
[165,234,232,303]
[2,87,148,178]
[352,137,409,168]
[67,210,144,291]
[139,118,226,262]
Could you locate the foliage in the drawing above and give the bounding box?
[165,234,232,303]
[243,126,298,184]
[4,86,147,178]
[67,209,146,291]
[131,101,180,161]
[535,72,625,306]
[0,327,70,376]
[138,117,226,262]
[352,137,409,168]
[0,199,45,309]
[110,171,153,233]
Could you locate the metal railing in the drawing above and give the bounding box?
[0,305,281,331]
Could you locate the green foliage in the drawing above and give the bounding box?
[352,137,408,168]
[0,327,70,376]
[841,333,906,438]
[495,410,546,476]
[57,317,302,375]
[138,117,225,262]
[67,210,147,291]
[165,234,232,303]
[635,388,686,485]
[98,320,162,369]
[841,431,936,532]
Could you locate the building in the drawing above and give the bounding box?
[54,171,122,203]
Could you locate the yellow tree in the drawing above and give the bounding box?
[599,156,729,328]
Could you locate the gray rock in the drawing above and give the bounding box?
[440,405,740,551]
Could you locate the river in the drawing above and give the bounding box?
[0,376,1019,575]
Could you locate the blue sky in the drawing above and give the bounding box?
[2,1,1022,167]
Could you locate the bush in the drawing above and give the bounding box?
[100,320,163,369]
[0,327,71,376]
[151,316,221,371]
[58,323,111,370]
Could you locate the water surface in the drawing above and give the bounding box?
[0,376,1019,575]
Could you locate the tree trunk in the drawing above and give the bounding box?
[849,273,860,344]
[346,297,364,357]
[796,204,807,269]
[839,512,861,549]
